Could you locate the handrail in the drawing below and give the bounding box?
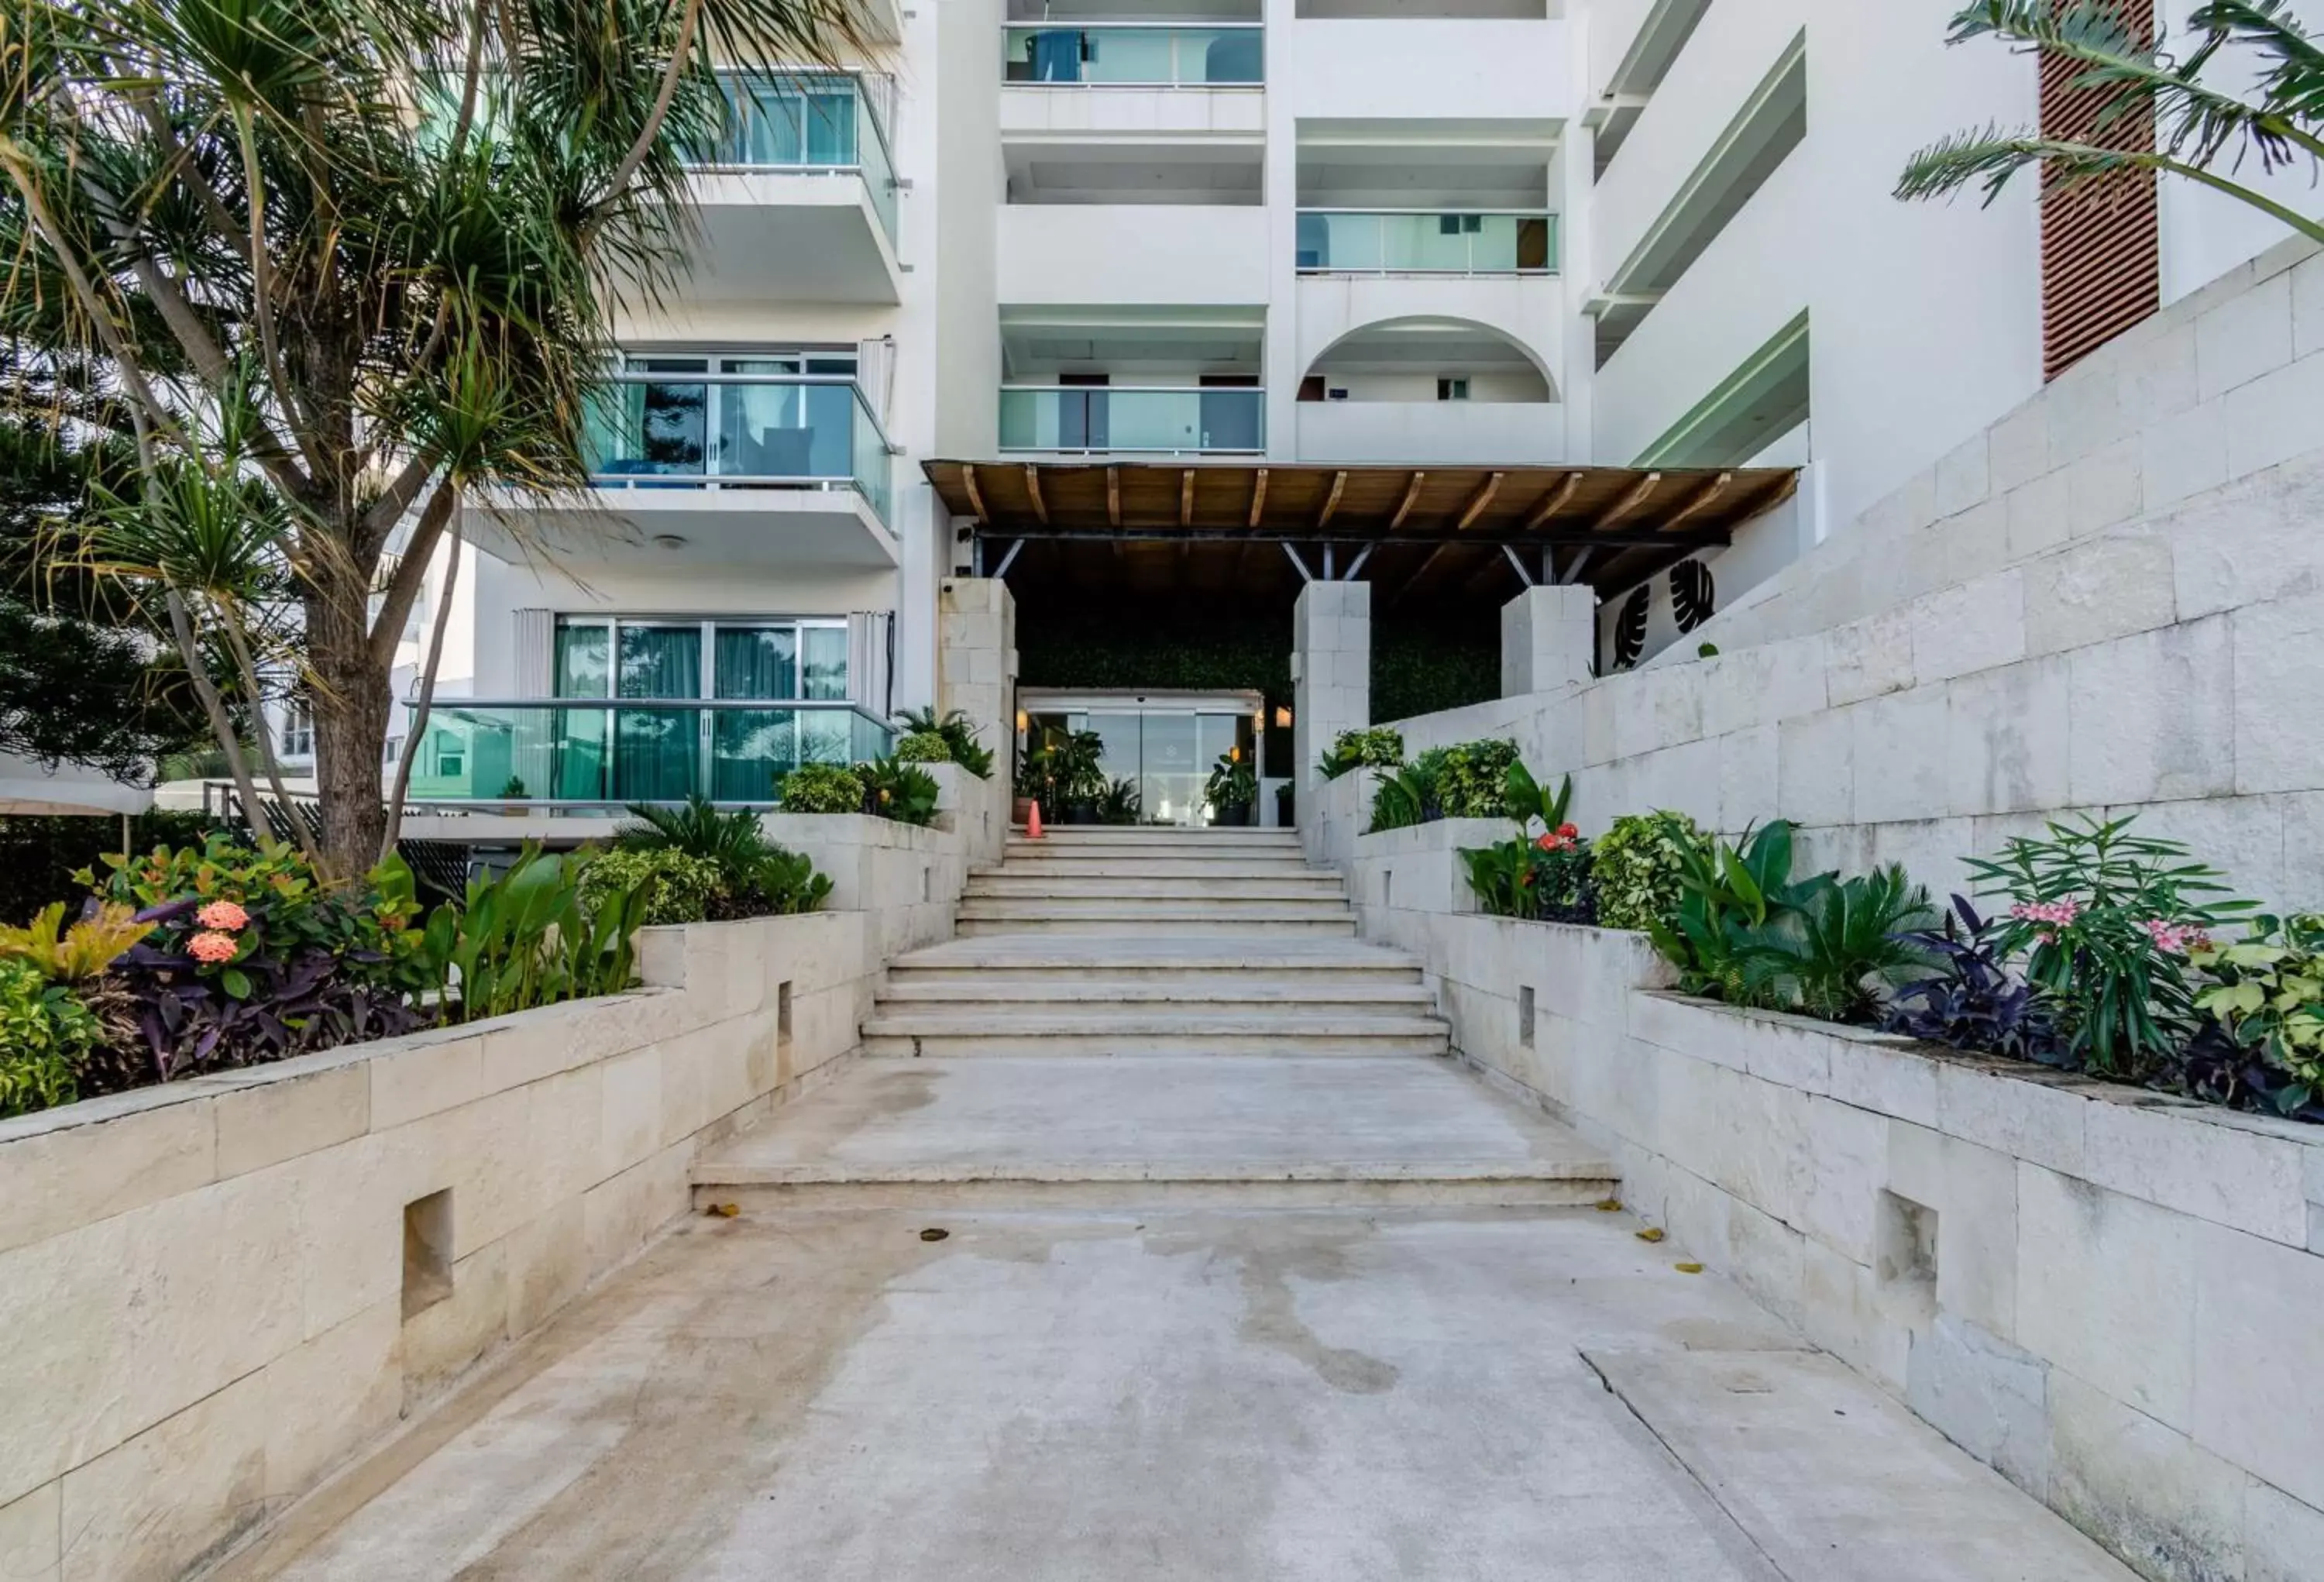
[417,697,881,711]
[999,19,1262,28]
[590,373,899,469]
[996,383,1266,394]
[1296,205,1555,216]
[707,66,898,164]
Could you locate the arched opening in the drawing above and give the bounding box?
[1299,317,1556,404]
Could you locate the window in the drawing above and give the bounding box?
[552,617,851,703]
[1437,214,1483,236]
[590,349,862,483]
[1437,378,1470,401]
[280,699,315,759]
[431,730,464,778]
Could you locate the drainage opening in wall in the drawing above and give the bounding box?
[1518,985,1536,1049]
[403,1188,455,1320]
[1876,1190,1939,1322]
[778,979,793,1048]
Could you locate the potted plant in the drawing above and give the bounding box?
[1045,729,1108,824]
[1205,750,1257,827]
[497,776,528,816]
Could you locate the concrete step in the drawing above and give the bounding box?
[862,1010,1450,1058]
[885,934,1421,978]
[957,915,1359,937]
[875,976,1436,1006]
[689,1055,1618,1210]
[962,875,1347,901]
[957,897,1354,920]
[1004,837,1301,858]
[978,858,1321,879]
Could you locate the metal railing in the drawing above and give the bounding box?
[1002,22,1263,86]
[400,699,895,809]
[689,71,900,247]
[996,386,1266,455]
[584,372,894,524]
[1294,209,1560,274]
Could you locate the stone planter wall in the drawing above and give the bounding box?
[758,812,966,961]
[0,907,889,1582]
[1349,828,2324,1581]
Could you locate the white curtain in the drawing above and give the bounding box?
[847,611,892,720]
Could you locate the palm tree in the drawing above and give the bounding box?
[0,0,870,880]
[1896,1,2324,248]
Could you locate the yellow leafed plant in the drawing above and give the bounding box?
[0,903,155,983]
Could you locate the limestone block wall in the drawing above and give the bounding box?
[1365,232,2324,914]
[1346,831,2324,1582]
[1291,580,1370,798]
[0,910,885,1582]
[761,812,966,963]
[936,576,1017,862]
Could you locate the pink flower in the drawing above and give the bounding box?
[2011,899,2082,929]
[195,899,248,931]
[187,931,239,965]
[2136,918,2211,956]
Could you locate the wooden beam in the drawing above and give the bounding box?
[1592,470,1662,531]
[1180,468,1195,528]
[1246,467,1269,528]
[1315,469,1347,531]
[1521,470,1585,531]
[1453,472,1505,533]
[1021,465,1047,525]
[960,464,988,523]
[1659,471,1734,533]
[1105,465,1121,528]
[1387,470,1428,531]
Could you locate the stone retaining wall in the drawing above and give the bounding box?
[0,904,895,1582]
[1350,824,2324,1582]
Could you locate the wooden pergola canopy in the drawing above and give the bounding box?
[923,460,1799,598]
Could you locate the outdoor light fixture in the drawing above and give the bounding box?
[1274,706,1292,728]
[1015,709,1029,732]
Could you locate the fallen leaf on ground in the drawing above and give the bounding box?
[1674,1262,1704,1274]
[705,1203,741,1219]
[1594,1199,1623,1212]
[920,1227,951,1242]
[1635,1227,1666,1243]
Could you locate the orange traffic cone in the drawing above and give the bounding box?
[1026,800,1044,840]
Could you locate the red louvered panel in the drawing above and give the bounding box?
[2039,0,2161,381]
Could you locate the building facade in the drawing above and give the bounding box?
[383,0,2320,818]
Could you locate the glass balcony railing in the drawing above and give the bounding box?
[583,374,894,525]
[997,387,1265,455]
[690,72,899,247]
[1002,24,1263,86]
[1294,211,1560,274]
[401,700,896,809]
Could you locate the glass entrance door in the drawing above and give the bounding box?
[1024,701,1259,827]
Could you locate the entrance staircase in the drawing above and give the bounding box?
[690,824,1617,1209]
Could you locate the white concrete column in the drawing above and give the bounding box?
[937,577,1016,864]
[1292,580,1370,790]
[1501,584,1596,697]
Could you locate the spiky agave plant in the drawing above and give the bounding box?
[1896,1,2324,247]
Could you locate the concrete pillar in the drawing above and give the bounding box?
[937,578,1016,864]
[1291,580,1370,789]
[1501,584,1596,697]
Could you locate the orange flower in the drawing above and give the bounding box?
[196,899,249,931]
[188,931,239,965]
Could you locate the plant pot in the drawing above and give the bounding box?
[1064,803,1101,825]
[1012,796,1037,826]
[1210,803,1253,828]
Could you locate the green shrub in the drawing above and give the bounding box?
[2195,913,2324,1113]
[893,730,952,765]
[1435,739,1520,819]
[779,762,866,815]
[0,958,97,1117]
[418,847,648,1025]
[860,758,940,827]
[1593,810,1709,932]
[735,848,834,917]
[893,708,995,778]
[1319,727,1404,779]
[578,848,723,927]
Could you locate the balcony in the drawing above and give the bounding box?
[401,700,895,809]
[1294,399,1564,465]
[998,387,1266,456]
[679,72,902,303]
[1285,17,1567,120]
[999,205,1270,303]
[1002,24,1263,86]
[471,372,899,571]
[1295,210,1558,274]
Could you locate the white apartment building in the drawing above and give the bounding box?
[376,0,2321,824]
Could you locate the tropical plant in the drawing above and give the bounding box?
[1318,727,1404,780]
[893,731,953,765]
[0,901,154,982]
[1047,729,1110,810]
[1460,833,1596,925]
[1366,752,1448,834]
[1967,815,2257,1075]
[2191,913,2324,1113]
[1645,822,1833,1003]
[1885,896,2061,1061]
[1897,2,2324,248]
[859,758,941,827]
[894,707,995,779]
[417,848,648,1025]
[577,848,723,927]
[0,957,97,1117]
[1593,810,1710,932]
[5,0,872,879]
[617,795,768,873]
[1738,866,1938,1024]
[1205,751,1257,815]
[1504,762,1575,840]
[1098,777,1143,826]
[730,848,833,917]
[779,763,868,816]
[1435,739,1521,819]
[497,777,530,801]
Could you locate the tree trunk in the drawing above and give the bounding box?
[304,573,390,884]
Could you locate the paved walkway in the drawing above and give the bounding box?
[222,1205,2134,1581]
